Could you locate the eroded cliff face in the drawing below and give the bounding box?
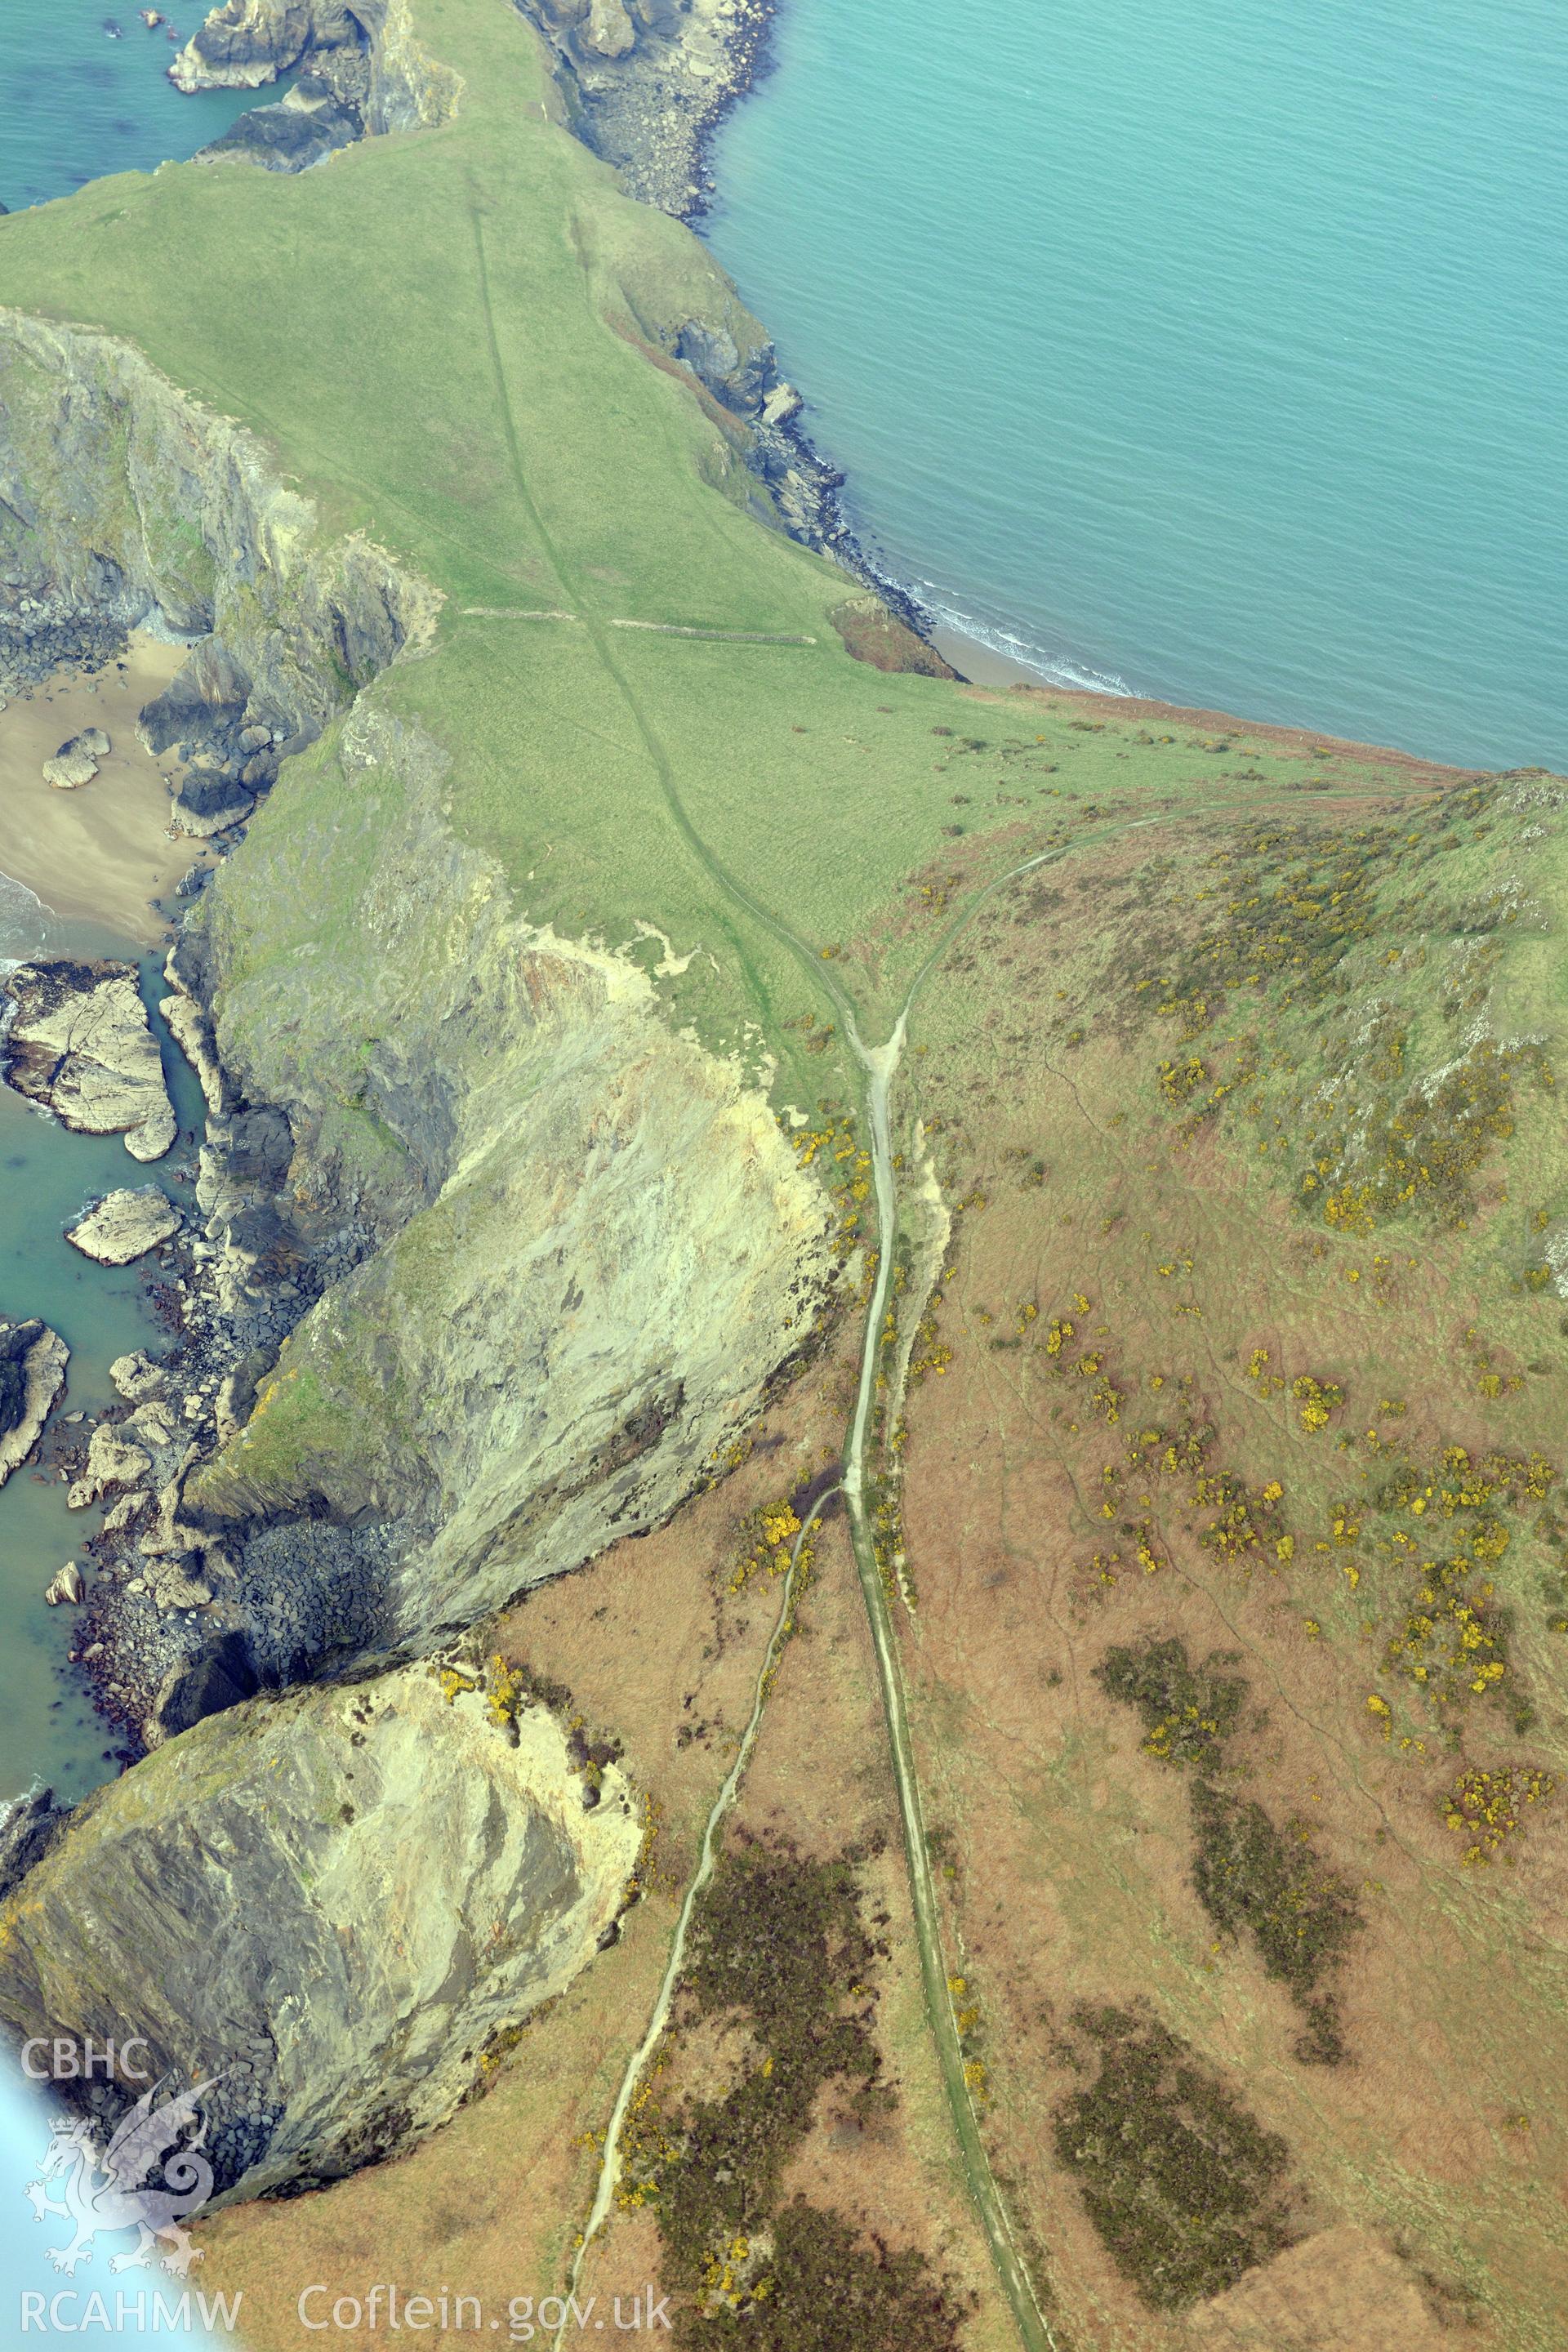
[0,307,835,1720]
[514,0,773,219]
[0,0,857,2225]
[0,313,441,823]
[0,1658,642,2199]
[176,701,835,1663]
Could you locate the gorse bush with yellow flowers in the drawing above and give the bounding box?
[1116,788,1557,1234]
[1444,1765,1556,1866]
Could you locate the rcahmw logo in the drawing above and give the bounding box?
[20,2287,243,2334]
[23,2074,222,2278]
[20,2039,153,2083]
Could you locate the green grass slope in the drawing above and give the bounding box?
[5,2,1568,2336]
[0,0,1458,1071]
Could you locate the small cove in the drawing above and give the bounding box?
[1,0,277,214]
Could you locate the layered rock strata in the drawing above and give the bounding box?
[66,1187,183,1266]
[169,0,462,168]
[0,1659,643,2201]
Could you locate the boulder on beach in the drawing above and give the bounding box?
[65,1185,181,1266]
[0,1319,69,1489]
[41,728,111,790]
[0,1660,642,2203]
[109,1348,169,1404]
[66,1421,155,1511]
[171,790,254,837]
[2,960,177,1161]
[45,1562,85,1608]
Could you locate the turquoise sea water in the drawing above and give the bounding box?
[0,0,241,1817]
[0,917,201,1811]
[707,0,1568,770]
[0,0,266,213]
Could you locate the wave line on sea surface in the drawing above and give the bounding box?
[918,586,1137,697]
[0,870,51,973]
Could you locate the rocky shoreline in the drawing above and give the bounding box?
[510,0,953,649]
[0,0,865,2201]
[158,0,949,646]
[0,0,905,1780]
[514,0,779,224]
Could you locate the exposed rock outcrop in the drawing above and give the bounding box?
[169,0,461,171]
[68,1423,154,1511]
[0,1319,69,1489]
[513,16,939,620]
[109,1350,171,1405]
[0,310,443,831]
[0,1660,642,2200]
[2,960,176,1161]
[65,1186,182,1265]
[158,968,227,1116]
[0,1789,69,1904]
[158,704,836,1677]
[2,0,843,1938]
[42,726,109,788]
[516,0,776,220]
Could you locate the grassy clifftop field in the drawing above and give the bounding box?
[3,1,1567,2343]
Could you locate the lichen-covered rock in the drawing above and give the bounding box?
[0,1661,641,2200]
[65,1186,181,1265]
[0,1319,69,1488]
[68,1423,154,1511]
[109,1349,169,1405]
[2,961,176,1162]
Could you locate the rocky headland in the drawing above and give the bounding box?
[0,0,869,2218]
[169,0,462,169]
[0,1656,643,2198]
[151,0,943,613]
[514,0,777,221]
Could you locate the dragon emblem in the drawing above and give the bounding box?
[24,2075,220,2276]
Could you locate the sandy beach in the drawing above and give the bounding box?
[0,634,194,945]
[928,620,1086,693]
